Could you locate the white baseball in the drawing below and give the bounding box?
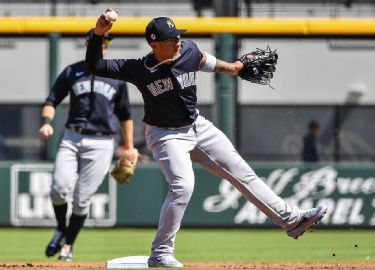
[105,10,118,22]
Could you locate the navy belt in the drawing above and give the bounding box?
[70,127,112,136]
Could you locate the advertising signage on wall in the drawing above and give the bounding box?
[198,166,375,226]
[9,164,117,227]
[2,162,374,227]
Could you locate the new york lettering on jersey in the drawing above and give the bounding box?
[72,80,117,100]
[175,72,198,89]
[145,70,198,97]
[140,40,201,126]
[146,77,174,97]
[45,61,130,134]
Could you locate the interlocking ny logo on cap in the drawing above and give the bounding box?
[151,34,156,40]
[166,20,175,29]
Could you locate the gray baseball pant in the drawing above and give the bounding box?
[145,115,301,257]
[50,129,114,216]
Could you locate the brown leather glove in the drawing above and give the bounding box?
[111,148,139,184]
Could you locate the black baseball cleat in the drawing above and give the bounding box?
[287,205,327,239]
[45,229,65,257]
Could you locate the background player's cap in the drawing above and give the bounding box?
[309,120,320,129]
[145,17,186,43]
[85,28,113,43]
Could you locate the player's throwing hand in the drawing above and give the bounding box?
[95,8,117,35]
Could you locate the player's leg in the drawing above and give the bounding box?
[46,131,80,257]
[59,135,114,261]
[73,136,114,218]
[191,116,326,237]
[145,125,196,267]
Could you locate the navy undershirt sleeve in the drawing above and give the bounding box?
[86,33,139,84]
[44,67,70,107]
[115,82,132,122]
[85,34,107,75]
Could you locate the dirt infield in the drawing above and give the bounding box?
[2,262,375,269]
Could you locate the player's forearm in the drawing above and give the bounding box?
[120,120,134,150]
[85,34,107,75]
[41,105,55,121]
[214,59,243,75]
[39,105,55,140]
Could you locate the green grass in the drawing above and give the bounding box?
[1,228,374,264]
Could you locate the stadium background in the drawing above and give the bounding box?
[0,0,375,230]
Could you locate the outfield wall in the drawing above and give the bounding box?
[0,161,374,228]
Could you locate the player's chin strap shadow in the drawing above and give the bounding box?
[144,52,181,72]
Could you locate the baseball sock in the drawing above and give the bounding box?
[65,213,87,246]
[53,203,67,234]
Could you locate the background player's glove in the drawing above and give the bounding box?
[111,148,139,184]
[237,46,278,88]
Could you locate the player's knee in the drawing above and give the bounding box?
[72,199,91,216]
[169,181,194,204]
[240,169,260,184]
[50,186,69,205]
[226,161,258,185]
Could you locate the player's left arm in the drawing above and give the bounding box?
[86,9,139,84]
[115,82,137,162]
[39,105,55,141]
[119,119,138,162]
[198,52,245,75]
[120,119,134,150]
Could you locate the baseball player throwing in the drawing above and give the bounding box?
[40,29,135,261]
[86,10,327,268]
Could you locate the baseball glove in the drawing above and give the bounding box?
[111,149,139,184]
[237,46,278,88]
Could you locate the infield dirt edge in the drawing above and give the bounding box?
[2,262,375,269]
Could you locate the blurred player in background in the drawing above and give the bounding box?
[0,133,5,160]
[302,120,321,162]
[39,29,135,261]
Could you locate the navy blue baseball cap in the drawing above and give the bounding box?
[86,28,113,43]
[145,17,186,43]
